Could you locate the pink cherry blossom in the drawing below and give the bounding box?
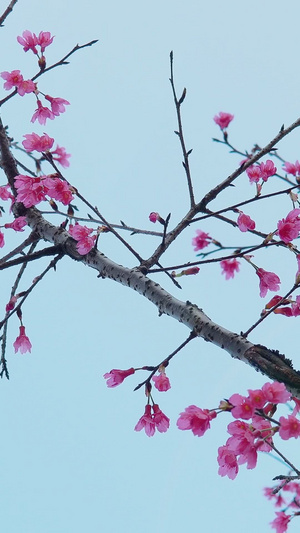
[247,388,267,410]
[17,30,38,53]
[256,268,281,298]
[36,31,54,52]
[177,405,217,436]
[217,445,239,480]
[103,367,135,387]
[152,369,171,391]
[246,165,261,183]
[259,160,277,181]
[134,404,156,437]
[6,295,18,312]
[1,70,23,91]
[0,230,4,248]
[22,133,54,152]
[51,145,71,168]
[31,100,55,125]
[4,216,27,232]
[76,235,96,255]
[152,404,170,433]
[283,160,300,176]
[279,415,300,440]
[45,95,70,116]
[192,230,211,251]
[43,177,74,205]
[16,79,36,96]
[213,112,234,130]
[277,208,300,243]
[261,382,291,404]
[270,511,291,533]
[0,184,14,201]
[220,258,240,280]
[13,325,32,354]
[14,174,47,207]
[237,212,256,232]
[228,393,255,420]
[69,223,93,241]
[149,212,160,223]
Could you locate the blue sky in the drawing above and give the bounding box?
[1,1,300,532]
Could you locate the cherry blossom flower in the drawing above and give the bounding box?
[103,367,135,387]
[220,258,240,279]
[76,235,96,255]
[259,160,277,181]
[149,212,160,223]
[45,95,70,116]
[31,100,55,125]
[237,212,256,232]
[68,223,96,255]
[36,31,54,52]
[277,208,300,243]
[6,295,18,312]
[22,133,54,152]
[152,368,171,391]
[4,216,27,232]
[0,230,4,248]
[152,404,170,433]
[134,404,156,437]
[43,177,74,205]
[283,160,300,177]
[261,382,291,404]
[228,393,255,420]
[17,30,38,53]
[279,415,300,440]
[13,325,32,354]
[192,230,211,251]
[16,79,36,96]
[177,405,217,436]
[246,165,261,183]
[270,511,291,533]
[256,268,281,298]
[0,184,14,201]
[264,487,286,508]
[247,388,267,410]
[213,112,234,130]
[51,145,71,168]
[14,174,46,207]
[217,445,239,480]
[1,70,23,90]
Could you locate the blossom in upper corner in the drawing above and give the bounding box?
[261,382,291,404]
[134,404,156,437]
[177,405,217,437]
[22,132,54,152]
[217,445,239,480]
[192,229,211,251]
[259,160,277,182]
[213,112,234,130]
[17,30,38,53]
[45,95,70,116]
[103,367,135,387]
[220,258,240,280]
[278,415,300,440]
[31,100,55,125]
[152,367,171,391]
[13,325,32,354]
[256,268,281,298]
[277,208,300,243]
[237,212,256,232]
[270,511,291,533]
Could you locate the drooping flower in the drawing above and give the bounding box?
[45,95,70,116]
[16,79,36,96]
[217,445,239,480]
[270,511,291,533]
[246,165,261,183]
[237,212,256,232]
[213,112,234,130]
[256,268,281,298]
[259,160,277,181]
[220,258,240,280]
[279,415,300,440]
[31,100,55,125]
[43,176,74,205]
[192,230,211,251]
[177,405,217,436]
[283,160,300,177]
[4,216,27,232]
[51,145,71,168]
[22,132,54,152]
[103,367,135,387]
[152,368,171,391]
[68,223,96,255]
[36,31,54,52]
[152,404,170,433]
[13,325,32,354]
[277,208,300,243]
[0,184,14,201]
[134,404,156,437]
[0,230,4,248]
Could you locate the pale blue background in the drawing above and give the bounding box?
[0,0,300,531]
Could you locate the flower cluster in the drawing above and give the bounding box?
[276,209,300,243]
[14,173,74,208]
[22,133,71,168]
[246,160,277,192]
[134,403,170,437]
[264,294,300,318]
[68,223,97,255]
[265,481,300,533]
